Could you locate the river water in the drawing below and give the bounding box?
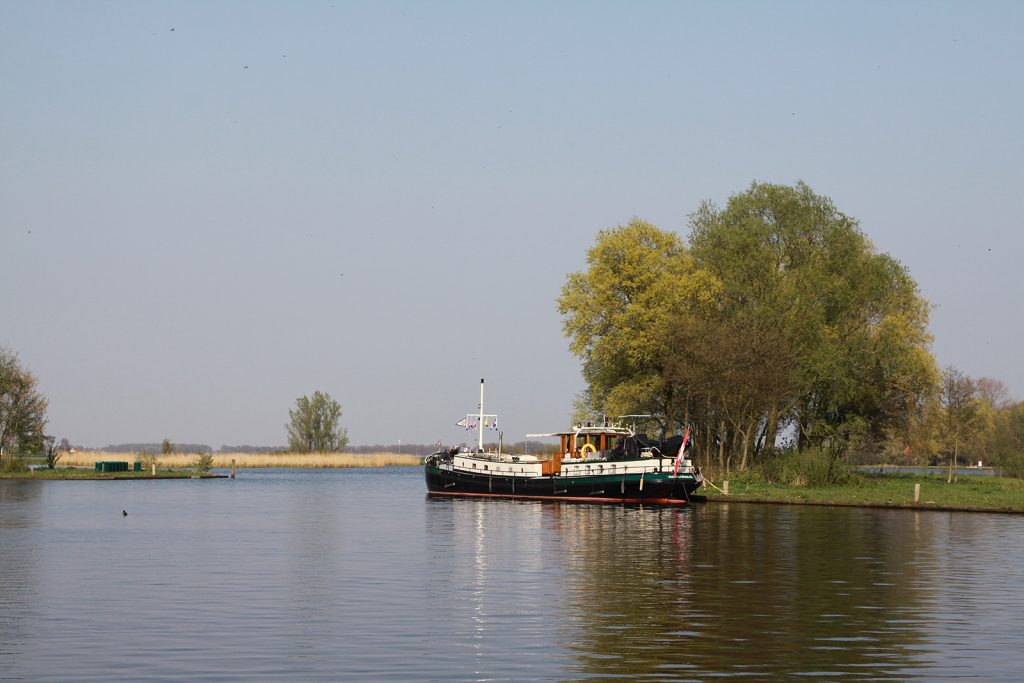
[1,468,1023,681]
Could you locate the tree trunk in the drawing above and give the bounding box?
[763,403,779,458]
[718,419,727,473]
[953,434,959,484]
[705,391,713,470]
[754,417,768,458]
[739,415,757,470]
[948,431,956,484]
[739,429,750,471]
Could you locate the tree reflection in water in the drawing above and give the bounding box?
[552,503,934,681]
[423,495,1024,681]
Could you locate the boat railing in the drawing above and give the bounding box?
[457,452,545,464]
[430,449,701,478]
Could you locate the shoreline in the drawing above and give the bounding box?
[690,470,1024,514]
[56,451,423,469]
[693,494,1024,515]
[0,470,229,481]
[8,465,1022,515]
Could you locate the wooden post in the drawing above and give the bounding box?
[231,459,236,479]
[914,483,921,503]
[151,463,156,476]
[723,480,730,495]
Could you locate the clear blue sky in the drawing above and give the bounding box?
[2,1,1022,449]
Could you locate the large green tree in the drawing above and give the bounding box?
[557,219,719,435]
[558,182,937,470]
[286,390,349,452]
[0,347,48,463]
[689,181,936,458]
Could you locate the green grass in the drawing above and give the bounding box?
[0,467,224,480]
[706,471,1024,512]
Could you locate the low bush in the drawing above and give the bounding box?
[0,455,29,473]
[137,452,159,470]
[192,453,215,473]
[996,452,1024,479]
[756,448,855,488]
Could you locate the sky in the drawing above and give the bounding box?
[2,1,1022,449]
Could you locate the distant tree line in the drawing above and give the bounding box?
[218,444,287,454]
[347,440,556,456]
[558,181,1023,476]
[100,442,213,454]
[348,443,434,456]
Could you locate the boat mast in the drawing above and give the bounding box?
[478,378,485,452]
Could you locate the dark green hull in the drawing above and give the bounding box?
[425,462,701,504]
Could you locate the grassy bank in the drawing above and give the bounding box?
[1,468,223,480]
[703,471,1024,513]
[60,451,422,469]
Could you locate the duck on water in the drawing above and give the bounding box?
[424,379,703,504]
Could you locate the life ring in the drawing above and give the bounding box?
[580,443,597,456]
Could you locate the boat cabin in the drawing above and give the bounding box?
[529,423,633,458]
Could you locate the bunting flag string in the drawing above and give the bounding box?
[459,414,499,430]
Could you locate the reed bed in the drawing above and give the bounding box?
[62,451,422,469]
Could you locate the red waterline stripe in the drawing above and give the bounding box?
[426,490,687,505]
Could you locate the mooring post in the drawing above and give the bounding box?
[151,463,156,476]
[723,480,730,495]
[231,459,236,479]
[914,483,921,503]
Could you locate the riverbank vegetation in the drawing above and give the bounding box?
[559,181,1024,484]
[59,451,421,469]
[706,464,1024,513]
[0,467,223,480]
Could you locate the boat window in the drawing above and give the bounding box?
[472,463,476,468]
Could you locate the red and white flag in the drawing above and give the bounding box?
[673,428,691,477]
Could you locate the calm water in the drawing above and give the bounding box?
[2,468,1023,682]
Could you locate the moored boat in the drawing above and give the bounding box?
[424,380,702,504]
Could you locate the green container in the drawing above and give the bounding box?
[134,461,141,472]
[95,461,130,473]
